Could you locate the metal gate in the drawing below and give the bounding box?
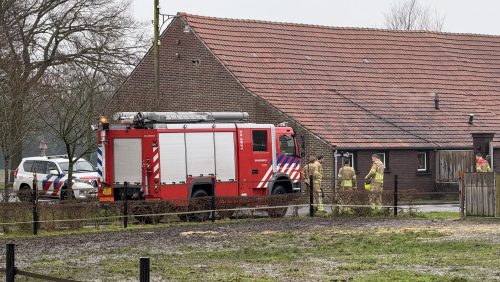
[463,173,498,217]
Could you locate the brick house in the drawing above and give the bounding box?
[108,13,500,193]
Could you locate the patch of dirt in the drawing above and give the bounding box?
[1,216,499,280]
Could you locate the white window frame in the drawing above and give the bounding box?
[343,152,355,170]
[377,153,386,167]
[417,152,427,172]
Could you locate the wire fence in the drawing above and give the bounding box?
[0,175,460,234]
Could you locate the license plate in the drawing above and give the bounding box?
[103,187,112,195]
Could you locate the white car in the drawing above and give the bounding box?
[13,155,98,201]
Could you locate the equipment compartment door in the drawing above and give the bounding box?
[185,132,215,177]
[159,133,186,184]
[113,138,142,184]
[214,132,236,181]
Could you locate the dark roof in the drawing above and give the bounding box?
[181,13,500,149]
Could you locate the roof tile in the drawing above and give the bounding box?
[181,13,500,148]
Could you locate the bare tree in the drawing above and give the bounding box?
[384,0,445,31]
[0,0,146,198]
[0,0,144,187]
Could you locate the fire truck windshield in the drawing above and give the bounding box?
[279,135,296,157]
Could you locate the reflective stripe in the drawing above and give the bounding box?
[341,179,352,187]
[97,146,103,177]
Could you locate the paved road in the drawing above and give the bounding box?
[286,203,459,216]
[399,203,459,213]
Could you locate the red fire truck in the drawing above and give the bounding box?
[96,112,301,216]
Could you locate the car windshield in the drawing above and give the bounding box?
[58,160,96,173]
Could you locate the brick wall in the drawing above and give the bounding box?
[334,150,436,192]
[108,18,336,189]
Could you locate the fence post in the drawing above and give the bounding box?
[32,177,39,235]
[393,175,398,217]
[6,243,15,282]
[211,178,216,223]
[459,171,465,218]
[139,257,150,282]
[309,175,314,217]
[123,182,128,228]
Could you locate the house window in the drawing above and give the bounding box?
[417,152,428,172]
[376,152,388,170]
[340,152,356,170]
[252,130,268,152]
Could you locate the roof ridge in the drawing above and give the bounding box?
[178,12,500,39]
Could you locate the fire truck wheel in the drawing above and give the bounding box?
[18,185,32,202]
[268,185,288,218]
[185,189,211,222]
[133,204,164,224]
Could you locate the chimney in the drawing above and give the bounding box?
[471,133,494,156]
[433,93,440,110]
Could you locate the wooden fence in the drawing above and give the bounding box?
[436,150,475,183]
[463,172,499,217]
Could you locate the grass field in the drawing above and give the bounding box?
[3,214,499,281]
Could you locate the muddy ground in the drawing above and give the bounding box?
[1,216,499,281]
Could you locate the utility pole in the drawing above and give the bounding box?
[153,0,160,98]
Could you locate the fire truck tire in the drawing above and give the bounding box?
[268,185,288,218]
[133,204,164,224]
[182,189,211,222]
[18,185,32,202]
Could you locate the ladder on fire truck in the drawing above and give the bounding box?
[113,112,249,127]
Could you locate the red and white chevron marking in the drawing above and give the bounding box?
[152,146,160,180]
[256,159,301,188]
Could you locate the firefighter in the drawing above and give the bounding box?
[475,153,491,172]
[293,157,317,216]
[302,156,324,212]
[365,154,385,208]
[314,155,324,177]
[338,159,357,190]
[314,155,325,212]
[337,159,357,212]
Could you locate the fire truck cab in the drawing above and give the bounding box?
[97,112,301,205]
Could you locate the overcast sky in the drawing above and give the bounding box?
[131,0,500,36]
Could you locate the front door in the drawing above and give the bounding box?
[250,129,272,191]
